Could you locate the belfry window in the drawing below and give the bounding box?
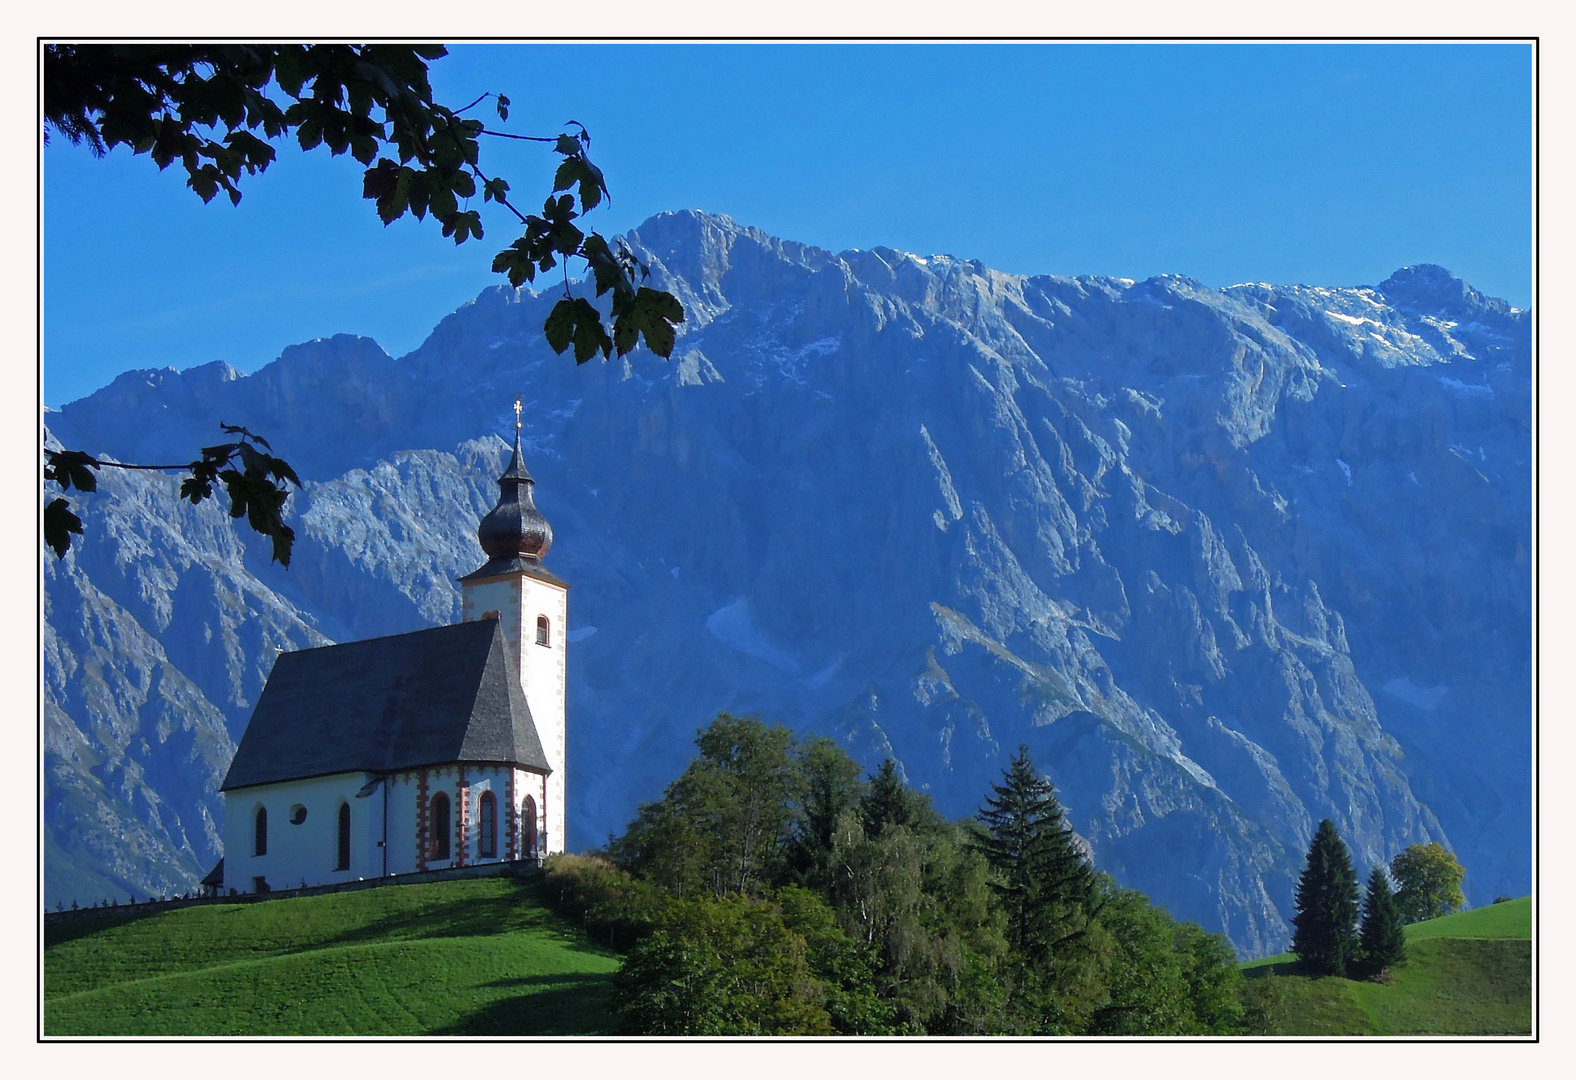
[536,615,550,646]
[254,806,268,856]
[479,792,497,859]
[431,793,451,861]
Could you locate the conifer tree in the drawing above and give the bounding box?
[860,760,922,839]
[1358,865,1407,977]
[1290,819,1360,977]
[975,745,1097,965]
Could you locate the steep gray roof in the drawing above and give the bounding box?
[222,619,549,791]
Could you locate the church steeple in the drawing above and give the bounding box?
[458,396,570,864]
[476,397,553,563]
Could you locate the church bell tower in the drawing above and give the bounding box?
[459,398,568,856]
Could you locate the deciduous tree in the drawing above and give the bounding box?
[610,894,834,1035]
[611,714,801,898]
[1390,842,1466,925]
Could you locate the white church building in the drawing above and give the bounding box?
[209,412,569,895]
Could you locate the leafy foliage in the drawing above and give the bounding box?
[45,425,301,566]
[1390,842,1466,925]
[588,713,1247,1035]
[1085,884,1245,1034]
[1291,819,1361,977]
[42,44,684,561]
[610,714,801,897]
[610,894,835,1035]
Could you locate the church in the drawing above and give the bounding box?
[209,408,568,894]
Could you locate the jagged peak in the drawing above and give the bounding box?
[1378,264,1517,320]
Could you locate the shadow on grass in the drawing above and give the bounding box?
[44,916,144,949]
[1242,958,1304,980]
[431,972,619,1036]
[308,878,612,957]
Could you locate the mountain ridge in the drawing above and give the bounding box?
[44,210,1530,957]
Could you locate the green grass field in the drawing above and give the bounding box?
[45,879,1533,1037]
[1239,897,1532,1036]
[44,876,622,1036]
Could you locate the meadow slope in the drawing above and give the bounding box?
[44,877,620,1036]
[1240,898,1532,1036]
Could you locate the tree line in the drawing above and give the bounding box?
[544,713,1246,1035]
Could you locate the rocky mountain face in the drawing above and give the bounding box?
[44,211,1530,956]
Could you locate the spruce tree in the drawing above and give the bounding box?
[1290,819,1360,977]
[860,760,917,840]
[1358,865,1407,977]
[975,745,1097,965]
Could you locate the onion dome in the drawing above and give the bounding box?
[477,427,553,562]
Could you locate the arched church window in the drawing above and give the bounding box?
[479,791,497,859]
[336,802,351,872]
[254,806,268,856]
[431,793,451,861]
[522,794,539,858]
[536,615,550,646]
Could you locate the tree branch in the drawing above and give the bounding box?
[477,128,557,143]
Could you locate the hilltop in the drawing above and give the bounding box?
[1240,897,1531,1035]
[43,876,619,1036]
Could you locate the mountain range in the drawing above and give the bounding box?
[43,210,1531,957]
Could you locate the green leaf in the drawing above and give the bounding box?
[363,159,407,223]
[44,449,100,493]
[483,176,509,203]
[273,47,307,98]
[492,242,539,288]
[552,155,607,213]
[612,286,686,359]
[44,498,83,559]
[218,423,272,450]
[581,233,634,299]
[544,297,613,363]
[440,209,483,244]
[180,475,214,504]
[495,93,510,121]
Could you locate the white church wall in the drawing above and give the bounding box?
[517,576,568,855]
[227,764,553,892]
[386,771,421,877]
[222,772,380,893]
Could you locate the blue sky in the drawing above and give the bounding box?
[43,42,1533,408]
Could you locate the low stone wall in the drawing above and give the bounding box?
[43,858,541,927]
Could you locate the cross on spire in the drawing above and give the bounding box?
[514,396,523,431]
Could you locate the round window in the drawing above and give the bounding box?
[289,805,308,825]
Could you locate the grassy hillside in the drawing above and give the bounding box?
[44,876,621,1036]
[1239,898,1532,1036]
